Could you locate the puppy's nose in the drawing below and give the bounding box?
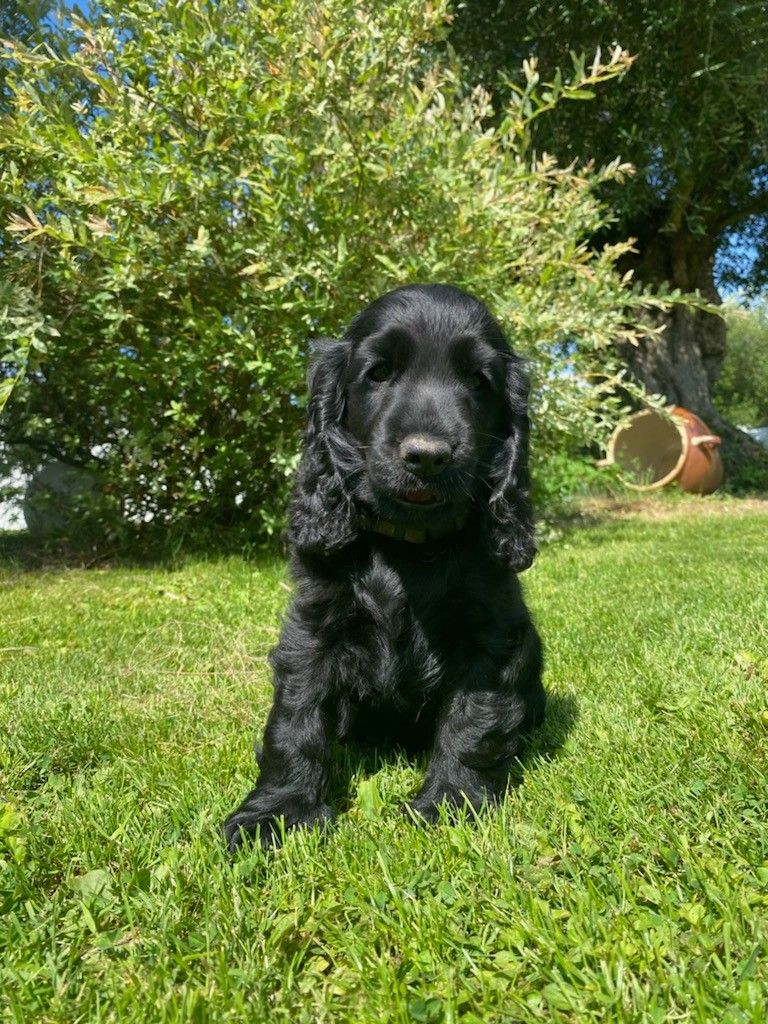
[399,434,452,477]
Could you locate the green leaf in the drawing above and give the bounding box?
[69,868,113,901]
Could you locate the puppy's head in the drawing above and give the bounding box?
[288,284,535,570]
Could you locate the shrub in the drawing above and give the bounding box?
[714,300,768,429]
[1,0,652,539]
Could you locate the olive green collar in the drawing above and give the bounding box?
[357,512,467,544]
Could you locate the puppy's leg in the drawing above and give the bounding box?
[410,621,544,823]
[223,669,336,852]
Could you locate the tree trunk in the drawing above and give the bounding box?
[617,228,768,484]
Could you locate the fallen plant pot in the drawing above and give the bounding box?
[603,406,723,494]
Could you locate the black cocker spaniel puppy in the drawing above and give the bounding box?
[223,284,545,851]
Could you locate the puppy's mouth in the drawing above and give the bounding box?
[394,488,446,508]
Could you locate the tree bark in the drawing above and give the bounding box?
[617,228,768,483]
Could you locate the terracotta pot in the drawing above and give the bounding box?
[605,406,723,494]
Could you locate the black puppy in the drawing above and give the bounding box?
[223,284,544,851]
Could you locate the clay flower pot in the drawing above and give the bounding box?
[604,406,723,494]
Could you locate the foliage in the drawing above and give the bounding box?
[2,0,662,537]
[451,0,768,293]
[1,505,767,1021]
[532,450,622,514]
[0,1,52,109]
[713,299,768,429]
[0,6,56,416]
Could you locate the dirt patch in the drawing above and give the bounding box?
[574,494,768,522]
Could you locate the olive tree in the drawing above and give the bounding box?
[452,0,768,476]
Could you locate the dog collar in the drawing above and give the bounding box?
[357,512,468,544]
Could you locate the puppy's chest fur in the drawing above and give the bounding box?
[344,546,491,706]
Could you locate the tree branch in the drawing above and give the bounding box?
[712,192,768,233]
[0,432,91,468]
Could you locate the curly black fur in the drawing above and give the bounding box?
[223,284,545,851]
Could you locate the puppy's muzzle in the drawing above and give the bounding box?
[398,434,453,478]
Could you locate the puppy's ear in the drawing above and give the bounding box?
[286,339,360,555]
[487,353,536,571]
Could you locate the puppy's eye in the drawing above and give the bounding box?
[467,371,486,390]
[367,363,390,383]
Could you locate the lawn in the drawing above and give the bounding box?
[1,499,767,1023]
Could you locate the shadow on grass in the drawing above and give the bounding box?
[517,690,580,768]
[324,690,579,814]
[12,491,762,572]
[0,527,285,573]
[0,489,706,572]
[226,700,579,869]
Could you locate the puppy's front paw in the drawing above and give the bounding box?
[222,801,334,853]
[406,785,485,826]
[222,807,278,852]
[404,797,442,825]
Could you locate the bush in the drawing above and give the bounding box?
[1,0,652,539]
[714,300,768,429]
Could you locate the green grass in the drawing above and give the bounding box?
[1,501,767,1023]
